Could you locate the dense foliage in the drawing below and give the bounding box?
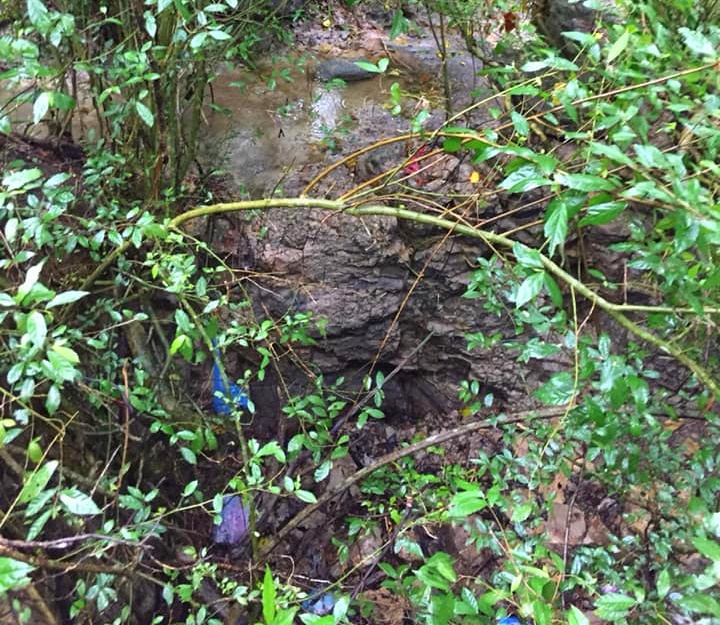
[0,0,719,624]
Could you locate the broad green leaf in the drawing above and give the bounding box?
[50,342,80,364]
[172,0,192,21]
[567,605,590,625]
[0,558,36,593]
[180,447,197,465]
[45,384,61,415]
[46,290,89,308]
[499,165,551,193]
[17,460,58,504]
[677,593,720,617]
[606,29,630,64]
[544,199,568,257]
[59,488,100,515]
[354,59,383,73]
[510,111,529,137]
[449,490,487,516]
[314,459,331,482]
[594,593,637,620]
[144,11,156,38]
[535,372,576,405]
[182,480,198,497]
[656,569,671,599]
[295,489,317,504]
[633,144,668,169]
[262,566,276,625]
[257,440,285,462]
[0,293,15,307]
[135,101,154,127]
[511,502,533,522]
[692,536,720,561]
[33,91,51,124]
[513,242,544,269]
[208,29,231,41]
[515,272,545,308]
[3,168,43,192]
[587,141,635,168]
[555,171,617,192]
[15,262,44,304]
[27,438,43,463]
[533,598,552,625]
[26,310,47,349]
[26,0,50,29]
[678,27,718,58]
[579,200,626,226]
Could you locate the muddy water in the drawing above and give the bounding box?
[200,62,402,197]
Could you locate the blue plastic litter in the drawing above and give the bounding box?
[498,617,526,625]
[212,495,249,546]
[302,587,336,616]
[211,340,248,415]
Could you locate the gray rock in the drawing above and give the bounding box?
[315,58,375,82]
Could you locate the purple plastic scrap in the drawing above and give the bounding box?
[212,495,249,546]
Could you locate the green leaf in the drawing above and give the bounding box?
[677,593,720,617]
[511,502,533,523]
[45,384,61,415]
[27,438,43,463]
[587,141,635,168]
[135,101,154,127]
[15,262,44,304]
[656,569,670,600]
[594,593,637,620]
[3,167,43,192]
[0,558,36,593]
[579,200,626,226]
[513,242,544,269]
[50,342,80,364]
[354,59,384,73]
[554,171,617,192]
[172,0,192,21]
[449,490,487,516]
[510,111,529,137]
[515,272,545,308]
[46,290,89,308]
[208,28,231,41]
[606,29,630,64]
[633,144,667,169]
[59,488,101,515]
[544,273,563,308]
[544,199,568,257]
[314,460,331,482]
[180,447,197,465]
[678,27,718,58]
[532,598,553,625]
[535,372,576,405]
[26,310,47,349]
[182,480,198,498]
[567,605,590,625]
[26,0,50,29]
[33,91,51,125]
[692,536,720,561]
[17,460,58,504]
[257,440,285,462]
[262,566,276,625]
[295,489,317,504]
[499,165,551,193]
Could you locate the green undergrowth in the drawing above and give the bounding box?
[1,0,719,624]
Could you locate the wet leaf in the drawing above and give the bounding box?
[594,593,637,620]
[18,460,58,504]
[0,557,36,593]
[59,488,101,515]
